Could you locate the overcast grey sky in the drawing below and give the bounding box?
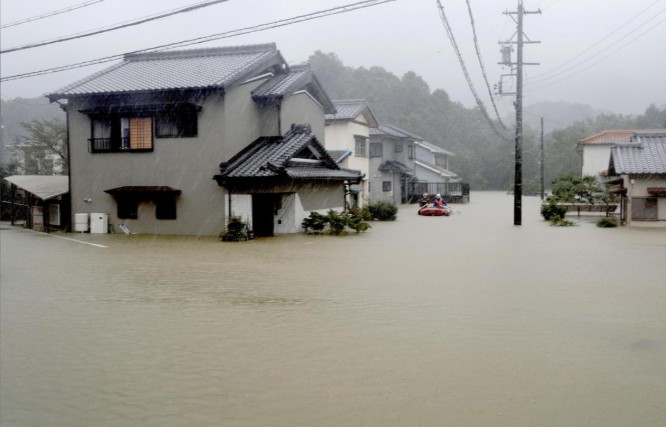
[1,0,664,116]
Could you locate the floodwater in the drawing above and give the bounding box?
[1,192,665,427]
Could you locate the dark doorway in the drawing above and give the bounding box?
[252,193,280,237]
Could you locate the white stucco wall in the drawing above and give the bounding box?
[324,119,371,206]
[582,145,613,177]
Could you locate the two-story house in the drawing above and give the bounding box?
[47,44,362,236]
[324,99,379,207]
[368,124,419,205]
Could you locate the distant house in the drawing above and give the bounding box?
[578,130,644,178]
[47,44,361,236]
[607,131,666,227]
[414,139,458,182]
[368,125,419,204]
[324,99,379,207]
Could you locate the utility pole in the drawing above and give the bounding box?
[540,116,545,201]
[499,1,540,225]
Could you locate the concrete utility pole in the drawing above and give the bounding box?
[499,1,540,225]
[540,116,545,201]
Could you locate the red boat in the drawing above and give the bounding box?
[418,205,451,216]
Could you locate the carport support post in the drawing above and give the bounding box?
[10,184,16,225]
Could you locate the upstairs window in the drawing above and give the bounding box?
[408,145,414,159]
[86,103,200,153]
[155,111,198,138]
[395,144,403,153]
[370,142,383,158]
[354,136,367,157]
[90,116,153,153]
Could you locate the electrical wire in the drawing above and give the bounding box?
[435,0,513,143]
[526,16,665,92]
[1,0,104,29]
[464,0,513,131]
[0,0,397,83]
[526,1,664,83]
[1,0,229,54]
[0,0,228,54]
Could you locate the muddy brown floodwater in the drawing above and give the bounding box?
[2,192,665,426]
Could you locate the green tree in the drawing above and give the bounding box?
[550,174,608,204]
[11,118,67,175]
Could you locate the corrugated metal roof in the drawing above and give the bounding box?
[4,175,69,200]
[610,132,666,175]
[49,44,283,97]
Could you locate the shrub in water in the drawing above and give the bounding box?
[326,210,348,236]
[549,218,576,227]
[367,201,398,221]
[596,217,618,228]
[540,202,567,221]
[220,216,252,241]
[301,212,328,234]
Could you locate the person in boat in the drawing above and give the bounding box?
[418,193,431,208]
[433,194,446,208]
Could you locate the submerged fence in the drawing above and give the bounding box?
[405,181,470,204]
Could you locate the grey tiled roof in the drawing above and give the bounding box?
[414,159,458,178]
[325,99,379,127]
[251,64,335,114]
[370,124,423,141]
[49,44,284,98]
[216,124,363,182]
[415,140,455,156]
[378,160,413,176]
[610,132,666,175]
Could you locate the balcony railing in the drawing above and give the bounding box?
[89,138,153,153]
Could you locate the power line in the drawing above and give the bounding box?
[1,0,229,54]
[0,0,397,83]
[464,0,513,131]
[1,0,104,29]
[526,1,664,84]
[435,0,512,143]
[526,16,665,92]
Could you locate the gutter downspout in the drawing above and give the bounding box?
[60,101,72,232]
[277,102,282,135]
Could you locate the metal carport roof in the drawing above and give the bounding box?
[4,175,69,200]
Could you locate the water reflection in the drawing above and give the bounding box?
[2,192,665,426]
